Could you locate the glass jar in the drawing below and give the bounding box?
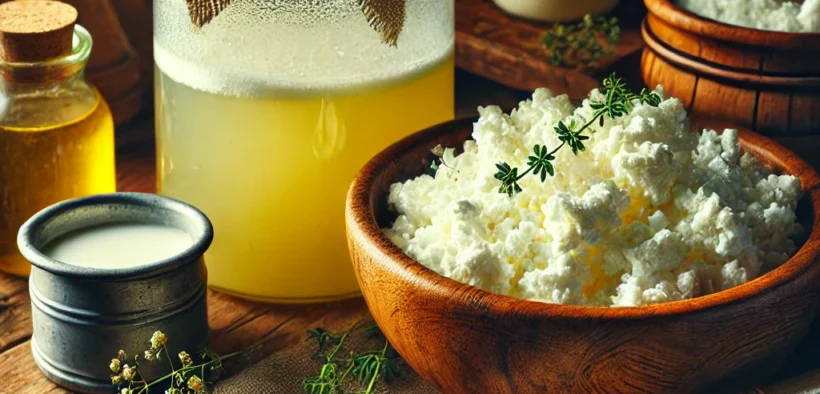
[0,25,117,277]
[154,0,454,302]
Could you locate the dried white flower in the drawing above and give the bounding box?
[121,365,136,382]
[178,351,193,367]
[150,331,168,350]
[187,375,204,392]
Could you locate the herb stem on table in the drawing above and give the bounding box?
[494,73,662,197]
[302,322,402,394]
[363,340,391,393]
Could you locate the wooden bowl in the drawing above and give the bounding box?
[641,0,820,136]
[345,117,820,393]
[492,0,619,23]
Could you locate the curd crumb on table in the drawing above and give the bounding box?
[383,87,803,307]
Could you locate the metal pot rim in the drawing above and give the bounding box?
[17,192,214,280]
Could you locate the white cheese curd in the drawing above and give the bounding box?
[676,0,820,33]
[383,87,803,307]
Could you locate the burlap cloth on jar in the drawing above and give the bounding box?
[213,321,440,394]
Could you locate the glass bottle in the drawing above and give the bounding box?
[0,1,117,277]
[154,0,454,302]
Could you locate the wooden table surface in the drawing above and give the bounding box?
[1,69,818,394]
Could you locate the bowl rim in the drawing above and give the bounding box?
[346,115,820,319]
[644,0,820,50]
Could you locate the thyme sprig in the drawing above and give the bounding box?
[494,74,662,197]
[544,14,620,72]
[302,322,402,394]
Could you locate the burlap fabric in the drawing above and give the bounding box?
[184,0,406,45]
[214,322,439,394]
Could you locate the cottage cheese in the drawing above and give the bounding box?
[383,87,803,307]
[677,0,820,33]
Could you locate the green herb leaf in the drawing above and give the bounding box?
[495,73,662,196]
[495,163,522,197]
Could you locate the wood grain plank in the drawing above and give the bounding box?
[455,0,644,98]
[645,13,701,57]
[215,300,371,374]
[455,32,592,98]
[691,78,758,131]
[757,92,792,135]
[698,42,760,71]
[0,273,27,299]
[790,93,820,135]
[116,152,156,193]
[44,388,72,394]
[0,293,31,354]
[208,293,269,332]
[43,388,71,394]
[0,274,30,362]
[0,340,61,394]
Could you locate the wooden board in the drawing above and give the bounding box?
[455,0,647,99]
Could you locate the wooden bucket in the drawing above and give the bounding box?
[641,0,820,139]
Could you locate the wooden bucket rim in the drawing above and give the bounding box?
[644,0,820,51]
[642,20,820,87]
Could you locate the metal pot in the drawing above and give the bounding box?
[17,192,212,393]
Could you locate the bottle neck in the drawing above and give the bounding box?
[0,25,91,86]
[1,67,86,91]
[0,26,97,128]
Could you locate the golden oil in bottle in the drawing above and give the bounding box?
[0,1,116,276]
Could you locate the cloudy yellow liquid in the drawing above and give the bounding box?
[155,54,454,302]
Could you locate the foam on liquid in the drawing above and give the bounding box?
[43,223,193,269]
[153,0,454,97]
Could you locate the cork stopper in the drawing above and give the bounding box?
[0,0,78,62]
